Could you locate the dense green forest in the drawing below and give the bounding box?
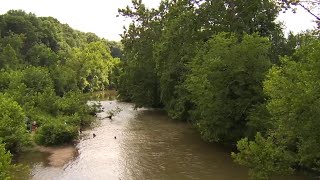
[118,0,320,179]
[1,0,320,179]
[0,10,121,179]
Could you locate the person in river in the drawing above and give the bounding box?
[31,121,38,132]
[93,133,96,138]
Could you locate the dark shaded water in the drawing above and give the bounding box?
[17,100,307,180]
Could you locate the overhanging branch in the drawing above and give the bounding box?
[298,2,320,21]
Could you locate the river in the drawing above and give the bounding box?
[16,100,307,180]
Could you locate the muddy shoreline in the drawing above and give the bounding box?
[35,145,78,167]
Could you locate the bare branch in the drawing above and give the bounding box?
[298,2,320,20]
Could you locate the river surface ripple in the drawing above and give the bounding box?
[22,100,306,180]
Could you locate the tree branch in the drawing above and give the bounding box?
[298,2,320,21]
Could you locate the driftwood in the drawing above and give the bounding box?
[100,115,113,120]
[99,106,122,120]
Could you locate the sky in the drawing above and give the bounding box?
[0,0,318,41]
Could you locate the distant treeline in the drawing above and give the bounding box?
[117,0,320,179]
[0,10,122,179]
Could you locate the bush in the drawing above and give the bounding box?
[0,94,31,153]
[34,122,78,146]
[87,101,102,116]
[58,90,88,116]
[0,141,29,180]
[232,133,294,179]
[0,141,13,179]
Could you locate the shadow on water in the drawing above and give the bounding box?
[13,150,51,167]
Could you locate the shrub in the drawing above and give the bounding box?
[0,141,29,180]
[34,122,78,146]
[0,94,31,153]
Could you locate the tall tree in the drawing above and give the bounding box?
[66,41,119,92]
[233,36,320,179]
[0,94,31,153]
[118,0,165,107]
[185,33,271,143]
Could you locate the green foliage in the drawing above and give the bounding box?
[0,44,21,70]
[0,141,30,180]
[35,122,78,146]
[0,141,12,180]
[0,71,10,91]
[57,90,94,126]
[25,43,58,66]
[0,10,120,151]
[234,36,320,178]
[154,0,201,111]
[232,133,294,180]
[246,103,272,137]
[49,64,78,96]
[0,141,29,180]
[106,41,123,59]
[118,0,163,107]
[0,10,123,178]
[0,94,31,153]
[0,33,25,70]
[57,90,87,115]
[21,66,54,93]
[2,3,318,180]
[117,1,319,178]
[66,41,120,92]
[185,33,271,143]
[33,88,60,115]
[118,0,282,119]
[265,38,320,172]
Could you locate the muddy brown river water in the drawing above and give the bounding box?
[16,100,307,180]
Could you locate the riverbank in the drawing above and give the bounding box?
[35,145,77,167]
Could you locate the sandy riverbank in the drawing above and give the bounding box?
[36,145,78,167]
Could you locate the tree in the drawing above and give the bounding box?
[0,94,31,153]
[0,141,13,180]
[118,0,165,107]
[277,0,320,22]
[0,10,40,54]
[0,33,25,70]
[118,0,281,119]
[0,10,117,149]
[0,44,21,70]
[25,43,58,67]
[232,133,294,180]
[21,66,54,93]
[38,17,60,52]
[185,33,271,143]
[233,36,320,179]
[49,64,78,96]
[106,41,123,59]
[154,0,203,118]
[0,141,29,180]
[66,41,119,92]
[34,122,78,146]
